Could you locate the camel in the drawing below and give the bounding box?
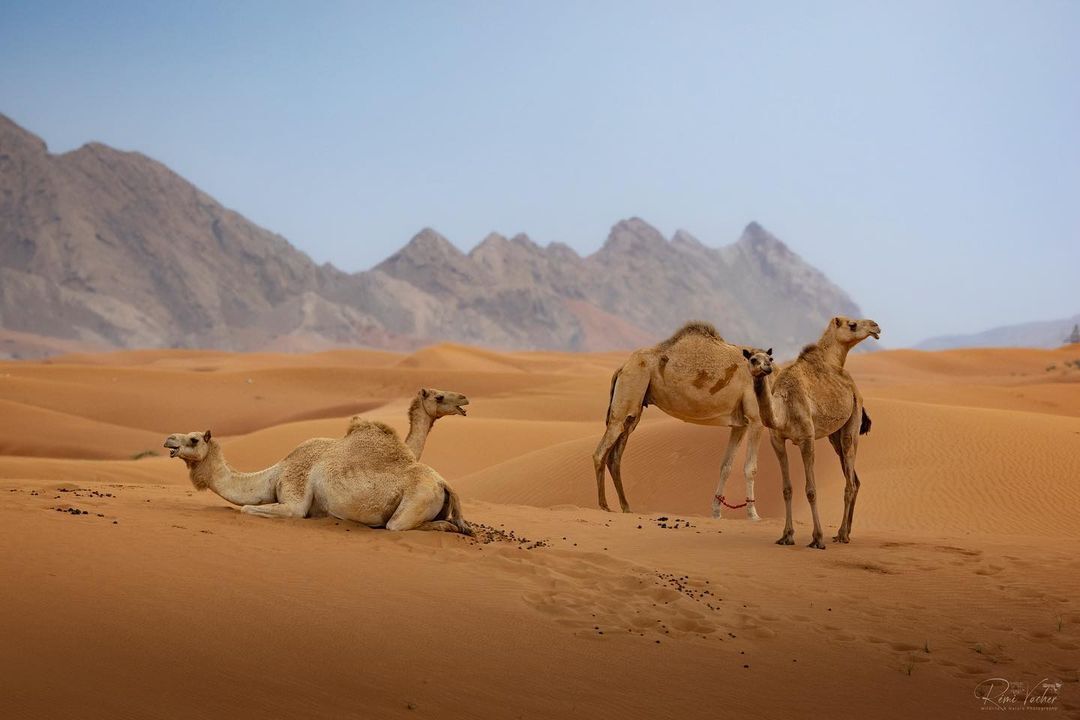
[163,388,472,533]
[593,321,770,519]
[743,316,881,549]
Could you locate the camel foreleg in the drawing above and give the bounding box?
[743,422,763,521]
[771,432,795,545]
[712,424,747,519]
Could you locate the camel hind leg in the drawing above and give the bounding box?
[606,414,640,513]
[593,365,649,512]
[830,412,862,543]
[385,482,447,532]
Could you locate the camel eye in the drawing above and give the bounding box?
[436,395,444,402]
[751,358,759,365]
[849,322,857,330]
[190,438,199,446]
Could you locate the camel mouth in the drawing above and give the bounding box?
[163,438,181,457]
[455,406,468,417]
[869,331,880,340]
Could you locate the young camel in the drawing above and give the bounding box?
[593,322,770,519]
[743,316,881,548]
[163,388,472,533]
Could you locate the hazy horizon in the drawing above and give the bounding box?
[2,1,1077,347]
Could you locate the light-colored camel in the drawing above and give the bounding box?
[743,316,880,548]
[163,388,472,533]
[593,322,771,519]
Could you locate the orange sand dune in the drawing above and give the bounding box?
[2,343,1078,718]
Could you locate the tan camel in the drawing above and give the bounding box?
[163,388,472,533]
[743,316,880,548]
[593,322,770,519]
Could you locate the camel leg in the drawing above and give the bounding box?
[711,424,747,519]
[800,439,826,549]
[414,520,461,532]
[828,431,852,543]
[385,484,446,532]
[241,501,309,518]
[607,414,639,513]
[772,432,795,545]
[743,422,763,521]
[831,415,861,543]
[593,422,624,512]
[592,368,648,512]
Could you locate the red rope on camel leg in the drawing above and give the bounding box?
[716,495,749,510]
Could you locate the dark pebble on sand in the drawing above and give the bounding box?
[743,664,750,669]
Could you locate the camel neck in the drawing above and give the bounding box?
[404,402,435,460]
[187,442,278,506]
[816,330,851,368]
[752,374,784,430]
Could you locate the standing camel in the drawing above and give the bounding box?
[743,316,880,548]
[593,322,770,519]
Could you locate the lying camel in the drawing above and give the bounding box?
[593,321,770,518]
[743,316,880,548]
[163,388,472,533]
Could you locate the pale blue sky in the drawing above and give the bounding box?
[2,1,1077,346]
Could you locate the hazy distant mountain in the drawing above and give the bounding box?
[0,113,861,358]
[917,315,1080,350]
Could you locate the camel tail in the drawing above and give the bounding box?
[439,481,473,536]
[860,408,872,435]
[604,369,620,422]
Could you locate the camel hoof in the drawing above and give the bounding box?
[747,513,762,522]
[620,506,631,513]
[599,504,611,512]
[808,539,826,550]
[832,534,850,544]
[711,509,721,520]
[775,536,794,546]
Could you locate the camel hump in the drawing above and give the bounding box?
[345,416,396,438]
[657,321,723,349]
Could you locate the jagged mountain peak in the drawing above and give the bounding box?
[0,112,48,154]
[599,217,669,255]
[393,227,464,259]
[737,221,790,252]
[671,228,705,248]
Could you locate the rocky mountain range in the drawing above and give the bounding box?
[1,113,862,358]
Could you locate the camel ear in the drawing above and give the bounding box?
[766,348,773,357]
[742,348,752,359]
[203,430,212,442]
[834,317,842,328]
[420,388,429,398]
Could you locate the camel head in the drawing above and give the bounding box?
[163,430,213,462]
[828,316,882,346]
[741,347,774,378]
[417,388,469,419]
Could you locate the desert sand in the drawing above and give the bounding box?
[1,343,1078,718]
